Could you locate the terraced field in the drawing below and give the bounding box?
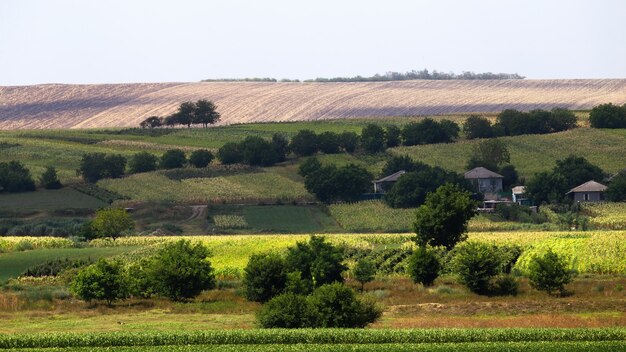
[2,79,626,129]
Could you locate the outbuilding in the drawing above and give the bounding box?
[566,180,607,202]
[373,170,406,194]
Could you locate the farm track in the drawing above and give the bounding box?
[1,80,626,129]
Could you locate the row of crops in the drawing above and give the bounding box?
[0,328,624,349]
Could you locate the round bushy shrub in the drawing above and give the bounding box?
[188,149,214,168]
[243,253,288,302]
[451,241,500,295]
[308,283,381,328]
[527,249,573,296]
[407,246,440,286]
[256,293,319,328]
[160,149,187,169]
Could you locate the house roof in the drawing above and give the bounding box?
[512,186,526,194]
[374,170,406,183]
[566,180,607,194]
[464,167,503,179]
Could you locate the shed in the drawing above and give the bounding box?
[512,186,529,204]
[566,180,607,202]
[373,170,406,193]
[464,167,504,196]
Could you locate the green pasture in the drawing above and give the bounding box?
[0,188,106,212]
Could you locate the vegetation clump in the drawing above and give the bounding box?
[527,249,573,296]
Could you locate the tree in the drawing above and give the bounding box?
[308,283,381,328]
[173,101,196,128]
[39,166,62,189]
[353,258,376,291]
[466,138,510,171]
[90,208,134,240]
[298,157,321,178]
[189,149,214,168]
[128,152,158,174]
[285,236,347,290]
[142,240,215,301]
[140,116,162,129]
[452,242,500,295]
[413,183,477,249]
[407,246,440,286]
[0,161,36,193]
[494,109,526,136]
[243,253,288,302]
[606,171,626,201]
[70,259,128,306]
[499,164,518,189]
[339,131,359,153]
[385,125,401,148]
[289,130,318,156]
[463,115,493,139]
[526,171,568,205]
[527,249,573,296]
[380,155,427,176]
[401,118,456,146]
[303,164,372,203]
[589,103,626,128]
[77,153,126,182]
[160,149,187,169]
[104,154,127,179]
[240,136,279,166]
[256,293,319,328]
[271,133,289,162]
[439,119,460,140]
[217,142,243,164]
[553,155,605,190]
[549,108,577,132]
[317,132,340,154]
[361,124,386,153]
[193,99,220,127]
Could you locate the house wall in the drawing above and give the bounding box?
[475,178,503,194]
[573,191,604,202]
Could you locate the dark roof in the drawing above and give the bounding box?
[464,167,503,179]
[566,180,607,194]
[374,170,406,183]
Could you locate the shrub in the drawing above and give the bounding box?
[451,242,500,295]
[188,149,214,168]
[90,208,134,240]
[361,124,386,153]
[407,246,440,286]
[308,283,382,328]
[499,164,518,189]
[298,157,321,178]
[271,133,289,162]
[128,152,158,174]
[160,149,187,169]
[141,240,216,301]
[385,125,401,148]
[492,275,519,296]
[77,153,127,181]
[527,249,573,296]
[304,163,372,203]
[217,142,243,164]
[606,171,626,201]
[339,131,359,153]
[317,132,341,154]
[463,115,494,139]
[285,236,346,291]
[401,118,457,146]
[256,293,319,328]
[353,258,376,291]
[589,103,626,128]
[240,136,280,166]
[243,253,288,302]
[70,259,128,306]
[289,130,318,156]
[22,258,94,277]
[0,160,36,192]
[39,166,62,189]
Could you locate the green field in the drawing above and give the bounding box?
[0,188,106,212]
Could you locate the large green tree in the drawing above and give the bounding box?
[285,236,347,290]
[90,208,134,240]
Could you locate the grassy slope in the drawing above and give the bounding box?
[0,188,106,212]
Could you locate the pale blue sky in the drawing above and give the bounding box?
[1,0,625,85]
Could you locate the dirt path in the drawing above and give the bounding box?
[186,205,208,221]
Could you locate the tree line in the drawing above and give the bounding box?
[140,100,220,129]
[589,103,626,128]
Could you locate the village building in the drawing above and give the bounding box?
[512,186,530,205]
[372,170,406,194]
[464,167,503,199]
[566,180,607,202]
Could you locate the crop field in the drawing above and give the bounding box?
[1,80,626,129]
[0,188,106,212]
[584,202,626,230]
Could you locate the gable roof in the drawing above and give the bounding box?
[566,180,607,194]
[374,170,406,183]
[464,167,503,179]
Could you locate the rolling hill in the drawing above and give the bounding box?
[1,79,626,129]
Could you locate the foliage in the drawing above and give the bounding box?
[69,259,128,305]
[339,131,359,153]
[308,283,381,328]
[499,164,518,188]
[466,138,510,171]
[463,115,494,139]
[256,293,318,328]
[298,157,322,178]
[606,172,626,202]
[526,249,573,296]
[22,257,94,277]
[90,208,134,240]
[243,252,288,302]
[553,155,605,190]
[217,142,243,164]
[188,149,214,168]
[304,164,372,203]
[77,153,127,183]
[317,132,341,154]
[271,133,289,162]
[451,241,501,295]
[589,103,626,128]
[492,274,519,296]
[385,125,401,148]
[494,108,577,136]
[285,236,347,290]
[413,183,477,249]
[128,152,158,174]
[290,130,319,156]
[140,240,216,301]
[240,136,282,166]
[139,116,163,129]
[401,118,458,146]
[361,124,386,154]
[163,100,220,128]
[0,160,36,193]
[38,166,62,189]
[352,258,376,290]
[160,149,187,169]
[407,246,440,286]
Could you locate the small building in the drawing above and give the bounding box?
[464,167,503,197]
[373,170,406,194]
[566,180,607,202]
[512,186,530,205]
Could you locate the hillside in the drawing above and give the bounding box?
[1,79,626,129]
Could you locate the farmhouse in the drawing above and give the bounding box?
[566,180,607,202]
[373,170,406,194]
[464,167,503,198]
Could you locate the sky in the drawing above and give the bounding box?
[1,0,625,85]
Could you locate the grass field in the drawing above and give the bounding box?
[0,188,106,212]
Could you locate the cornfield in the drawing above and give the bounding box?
[212,215,248,229]
[0,237,74,253]
[1,80,625,129]
[585,203,626,230]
